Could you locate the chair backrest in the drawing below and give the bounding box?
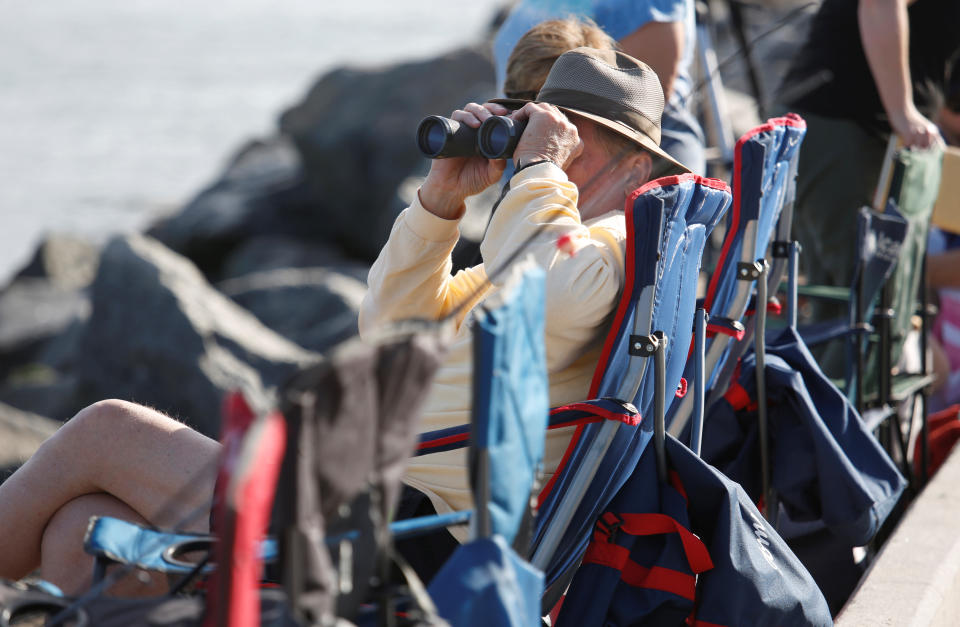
[530,174,730,604]
[869,144,944,382]
[272,332,443,624]
[205,392,287,627]
[468,261,549,545]
[668,114,806,437]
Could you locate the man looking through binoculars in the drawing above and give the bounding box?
[359,46,690,580]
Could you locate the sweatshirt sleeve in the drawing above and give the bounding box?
[481,162,627,371]
[358,194,491,338]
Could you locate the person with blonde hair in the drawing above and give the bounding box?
[494,0,706,175]
[502,17,617,100]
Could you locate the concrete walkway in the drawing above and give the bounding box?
[836,445,960,626]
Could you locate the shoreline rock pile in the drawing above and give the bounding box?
[0,42,498,462]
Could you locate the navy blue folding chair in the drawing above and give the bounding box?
[668,114,807,437]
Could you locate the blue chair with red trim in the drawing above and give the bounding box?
[667,114,807,439]
[417,173,732,611]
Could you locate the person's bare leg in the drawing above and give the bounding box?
[40,493,169,597]
[0,399,220,580]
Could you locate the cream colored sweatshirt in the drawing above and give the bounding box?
[358,162,627,536]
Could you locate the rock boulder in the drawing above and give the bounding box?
[77,234,319,436]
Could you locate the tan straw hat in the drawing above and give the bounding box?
[493,46,690,176]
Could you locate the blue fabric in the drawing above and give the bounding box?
[669,117,807,433]
[559,436,832,627]
[701,326,907,546]
[853,202,908,320]
[532,176,730,596]
[472,266,549,544]
[491,0,703,173]
[84,516,278,574]
[427,536,544,627]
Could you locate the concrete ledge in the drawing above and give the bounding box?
[837,445,960,626]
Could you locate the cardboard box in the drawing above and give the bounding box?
[932,146,960,234]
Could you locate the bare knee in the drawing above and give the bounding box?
[68,398,169,433]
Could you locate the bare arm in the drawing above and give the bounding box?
[618,20,684,101]
[859,0,940,147]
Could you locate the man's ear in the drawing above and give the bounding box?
[626,152,654,193]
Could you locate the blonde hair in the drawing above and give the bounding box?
[503,17,618,99]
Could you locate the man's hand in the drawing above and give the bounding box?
[890,104,943,149]
[511,102,583,169]
[419,102,510,220]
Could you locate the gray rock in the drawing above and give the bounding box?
[219,236,359,281]
[0,401,60,481]
[279,45,495,261]
[218,265,367,355]
[147,136,316,278]
[14,233,100,289]
[77,234,319,436]
[0,369,85,423]
[0,278,91,378]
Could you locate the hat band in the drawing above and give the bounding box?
[537,87,661,145]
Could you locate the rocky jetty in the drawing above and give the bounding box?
[0,41,499,462]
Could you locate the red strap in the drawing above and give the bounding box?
[581,542,697,601]
[706,323,746,340]
[616,513,714,574]
[669,470,687,502]
[686,617,729,627]
[675,378,688,398]
[723,382,752,412]
[622,562,697,601]
[745,299,783,317]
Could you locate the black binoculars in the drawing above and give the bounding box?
[416,115,528,160]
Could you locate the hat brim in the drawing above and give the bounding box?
[490,97,691,177]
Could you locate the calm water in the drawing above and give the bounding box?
[0,0,506,283]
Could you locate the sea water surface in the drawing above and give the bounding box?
[0,0,507,283]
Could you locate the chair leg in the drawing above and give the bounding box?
[91,556,110,585]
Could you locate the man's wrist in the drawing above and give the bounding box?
[514,157,557,173]
[417,185,466,220]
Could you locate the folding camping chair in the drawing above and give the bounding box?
[425,262,549,627]
[416,174,732,611]
[80,331,446,627]
[667,114,806,442]
[798,139,944,485]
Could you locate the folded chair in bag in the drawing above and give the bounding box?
[426,263,548,627]
[701,325,906,547]
[415,174,732,610]
[668,115,807,437]
[556,433,832,627]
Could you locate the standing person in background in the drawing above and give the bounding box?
[493,0,706,176]
[502,17,617,100]
[777,0,960,330]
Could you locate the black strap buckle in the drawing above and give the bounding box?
[596,513,624,543]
